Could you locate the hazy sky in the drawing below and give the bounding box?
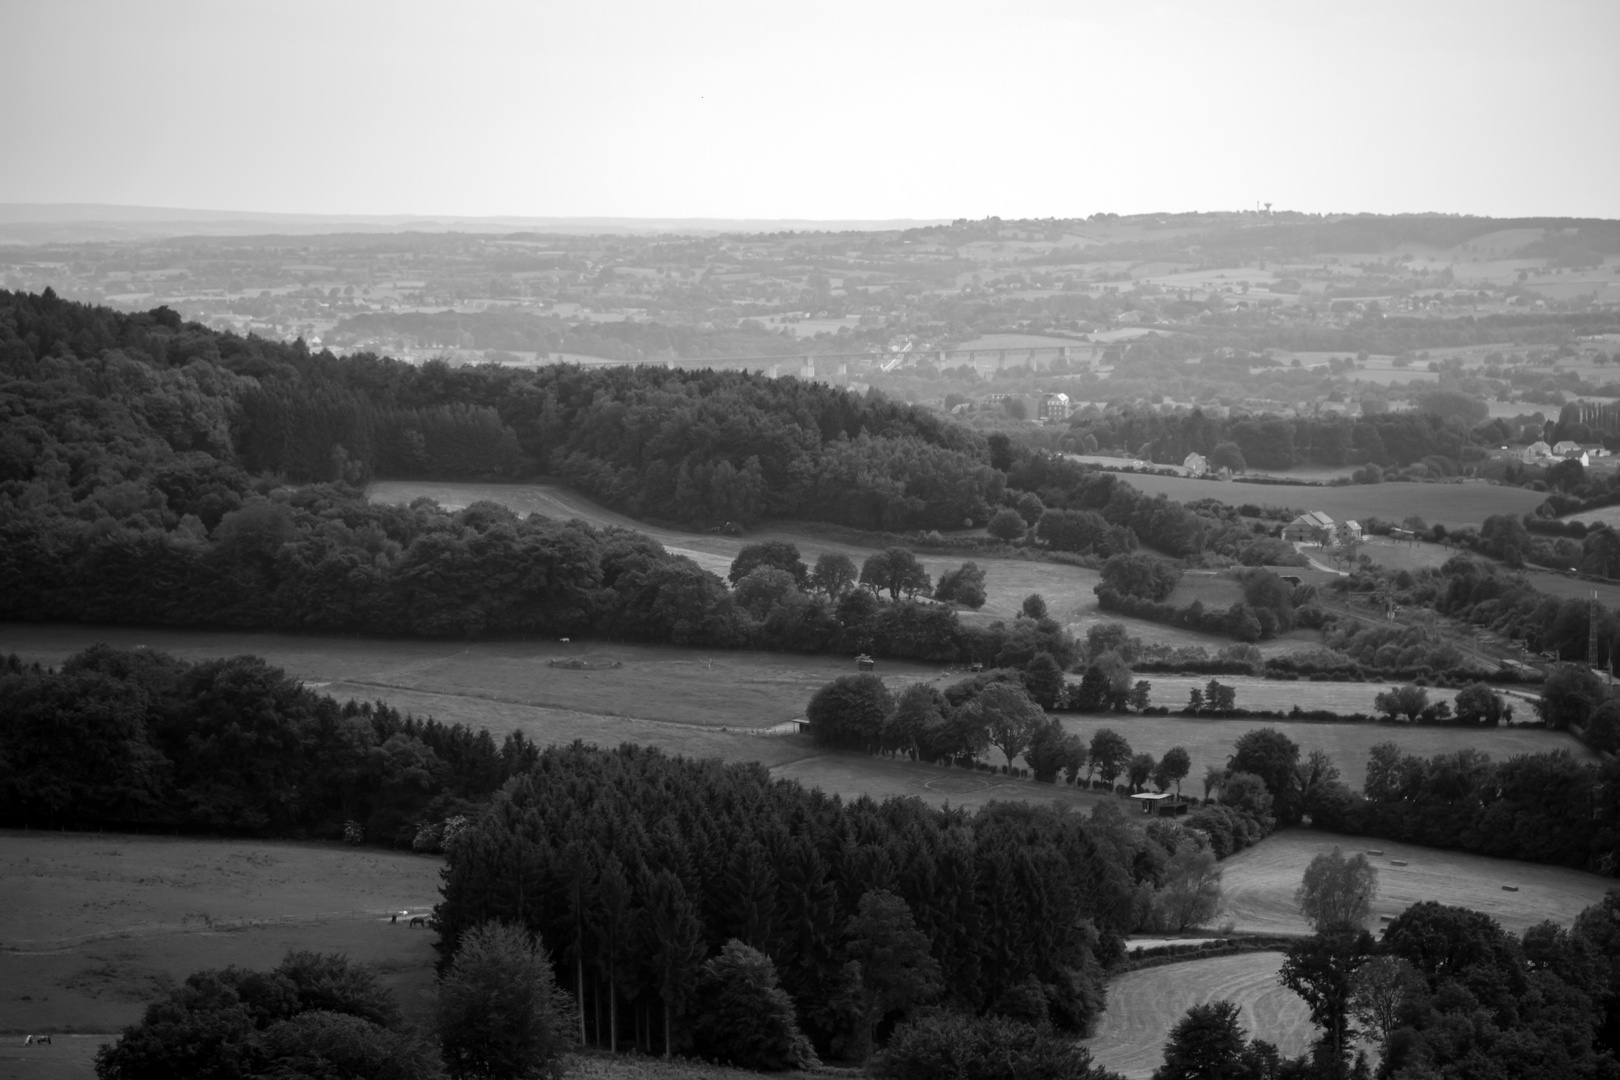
[6,0,1618,220]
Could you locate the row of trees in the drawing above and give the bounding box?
[1307,739,1620,874]
[1064,404,1480,472]
[0,479,1071,667]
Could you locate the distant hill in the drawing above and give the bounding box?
[0,203,951,243]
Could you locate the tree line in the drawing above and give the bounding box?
[1064,404,1480,472]
[0,646,527,840]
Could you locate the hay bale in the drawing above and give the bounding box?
[1366,849,1384,856]
[1390,859,1409,867]
[1379,915,1393,922]
[1502,884,1519,892]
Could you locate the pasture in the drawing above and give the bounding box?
[1217,828,1615,937]
[1057,708,1593,795]
[1085,952,1313,1079]
[2,623,1589,806]
[1167,570,1244,609]
[1112,473,1546,529]
[0,831,443,1039]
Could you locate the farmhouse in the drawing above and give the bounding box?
[1336,519,1363,543]
[1520,440,1554,463]
[1553,440,1584,456]
[1183,451,1209,477]
[1282,510,1335,544]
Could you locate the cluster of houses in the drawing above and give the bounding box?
[1282,510,1362,546]
[962,392,1074,422]
[1516,440,1611,467]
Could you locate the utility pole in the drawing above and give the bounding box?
[1590,590,1601,673]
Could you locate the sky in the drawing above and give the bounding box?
[5,0,1619,221]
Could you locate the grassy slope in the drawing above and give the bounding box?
[1217,828,1615,938]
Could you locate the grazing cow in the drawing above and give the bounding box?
[409,915,427,928]
[25,1035,52,1045]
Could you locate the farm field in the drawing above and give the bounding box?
[1085,952,1313,1079]
[1517,568,1620,608]
[1562,505,1620,530]
[1057,709,1592,795]
[0,623,1102,811]
[1217,828,1615,937]
[1354,535,1462,574]
[0,621,911,744]
[3,623,1588,799]
[1112,473,1546,529]
[0,832,443,1038]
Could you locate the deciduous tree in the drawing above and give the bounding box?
[436,921,576,1080]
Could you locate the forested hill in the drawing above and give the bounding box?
[0,288,1000,532]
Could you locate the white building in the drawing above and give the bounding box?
[1183,451,1209,477]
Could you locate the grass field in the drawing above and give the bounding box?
[370,480,1088,625]
[1112,474,1546,529]
[1217,828,1615,937]
[1085,952,1312,1079]
[1167,571,1244,609]
[0,622,1118,812]
[2,623,1588,806]
[1057,709,1591,795]
[0,831,443,1041]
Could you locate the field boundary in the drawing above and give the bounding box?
[0,906,436,954]
[1112,938,1300,976]
[329,677,782,734]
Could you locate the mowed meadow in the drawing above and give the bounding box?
[1086,953,1315,1080]
[1111,473,1546,529]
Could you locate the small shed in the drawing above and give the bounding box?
[1131,792,1172,815]
[855,654,875,672]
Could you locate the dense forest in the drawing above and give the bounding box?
[0,288,1304,653]
[0,287,1000,531]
